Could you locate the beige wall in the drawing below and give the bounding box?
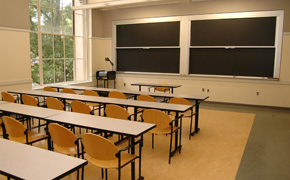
[0,0,30,29]
[91,0,290,107]
[0,0,31,93]
[92,0,290,37]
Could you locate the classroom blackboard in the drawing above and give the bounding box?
[189,17,277,77]
[117,48,180,73]
[117,21,180,47]
[189,48,275,77]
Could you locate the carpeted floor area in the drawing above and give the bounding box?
[0,107,255,180]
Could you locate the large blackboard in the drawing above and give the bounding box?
[189,17,277,77]
[116,21,180,73]
[189,48,275,77]
[117,48,180,73]
[117,21,180,47]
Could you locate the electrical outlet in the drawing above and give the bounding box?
[207,89,210,92]
[202,88,205,92]
[124,83,126,86]
[256,92,259,95]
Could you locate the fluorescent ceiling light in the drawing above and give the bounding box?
[72,0,158,10]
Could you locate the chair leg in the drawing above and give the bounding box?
[101,168,104,179]
[152,133,154,149]
[77,169,79,180]
[118,167,121,180]
[189,116,193,140]
[105,169,108,180]
[169,132,173,164]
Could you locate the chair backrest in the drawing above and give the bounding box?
[168,97,191,106]
[142,109,171,129]
[108,91,126,99]
[155,82,170,93]
[105,104,129,120]
[82,133,118,161]
[46,97,65,110]
[71,100,91,114]
[48,123,77,148]
[137,94,157,102]
[43,86,57,92]
[63,88,77,94]
[83,89,99,97]
[1,92,16,103]
[22,94,38,106]
[2,116,26,138]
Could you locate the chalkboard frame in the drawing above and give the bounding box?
[112,10,284,79]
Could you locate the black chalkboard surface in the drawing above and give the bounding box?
[117,21,180,47]
[190,17,276,46]
[189,48,275,77]
[117,48,180,73]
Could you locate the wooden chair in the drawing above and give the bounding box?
[1,92,18,103]
[154,82,170,93]
[48,123,81,156]
[43,86,57,92]
[142,109,182,164]
[105,104,130,120]
[81,133,140,180]
[169,97,196,140]
[46,97,65,111]
[83,89,102,115]
[108,91,126,99]
[22,94,42,132]
[1,116,49,146]
[71,100,94,133]
[62,88,77,110]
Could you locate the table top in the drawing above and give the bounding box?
[131,83,182,88]
[8,89,193,112]
[0,102,64,119]
[0,102,156,137]
[49,85,209,101]
[0,138,87,180]
[45,111,156,137]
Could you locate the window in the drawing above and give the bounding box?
[29,0,86,86]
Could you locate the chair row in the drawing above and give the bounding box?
[0,115,140,180]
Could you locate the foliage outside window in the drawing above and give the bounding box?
[29,0,85,86]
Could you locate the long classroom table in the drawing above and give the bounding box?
[0,138,87,180]
[0,102,156,180]
[8,89,191,159]
[49,85,209,136]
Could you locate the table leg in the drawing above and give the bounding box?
[131,137,136,180]
[191,101,200,136]
[139,86,141,91]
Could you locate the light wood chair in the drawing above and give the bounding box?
[62,88,77,110]
[137,94,157,110]
[48,123,80,156]
[43,86,57,92]
[108,91,126,99]
[22,94,42,132]
[1,92,19,103]
[154,82,170,93]
[46,97,65,111]
[105,104,130,120]
[142,109,182,164]
[83,89,102,115]
[169,97,196,140]
[63,88,77,94]
[71,100,94,133]
[81,133,140,180]
[1,116,49,146]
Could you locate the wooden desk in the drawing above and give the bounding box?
[48,85,208,136]
[0,138,87,180]
[131,82,181,93]
[0,102,155,180]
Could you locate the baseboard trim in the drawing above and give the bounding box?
[0,79,32,87]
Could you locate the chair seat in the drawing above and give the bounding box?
[9,130,48,144]
[54,144,78,155]
[85,153,137,169]
[150,126,179,134]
